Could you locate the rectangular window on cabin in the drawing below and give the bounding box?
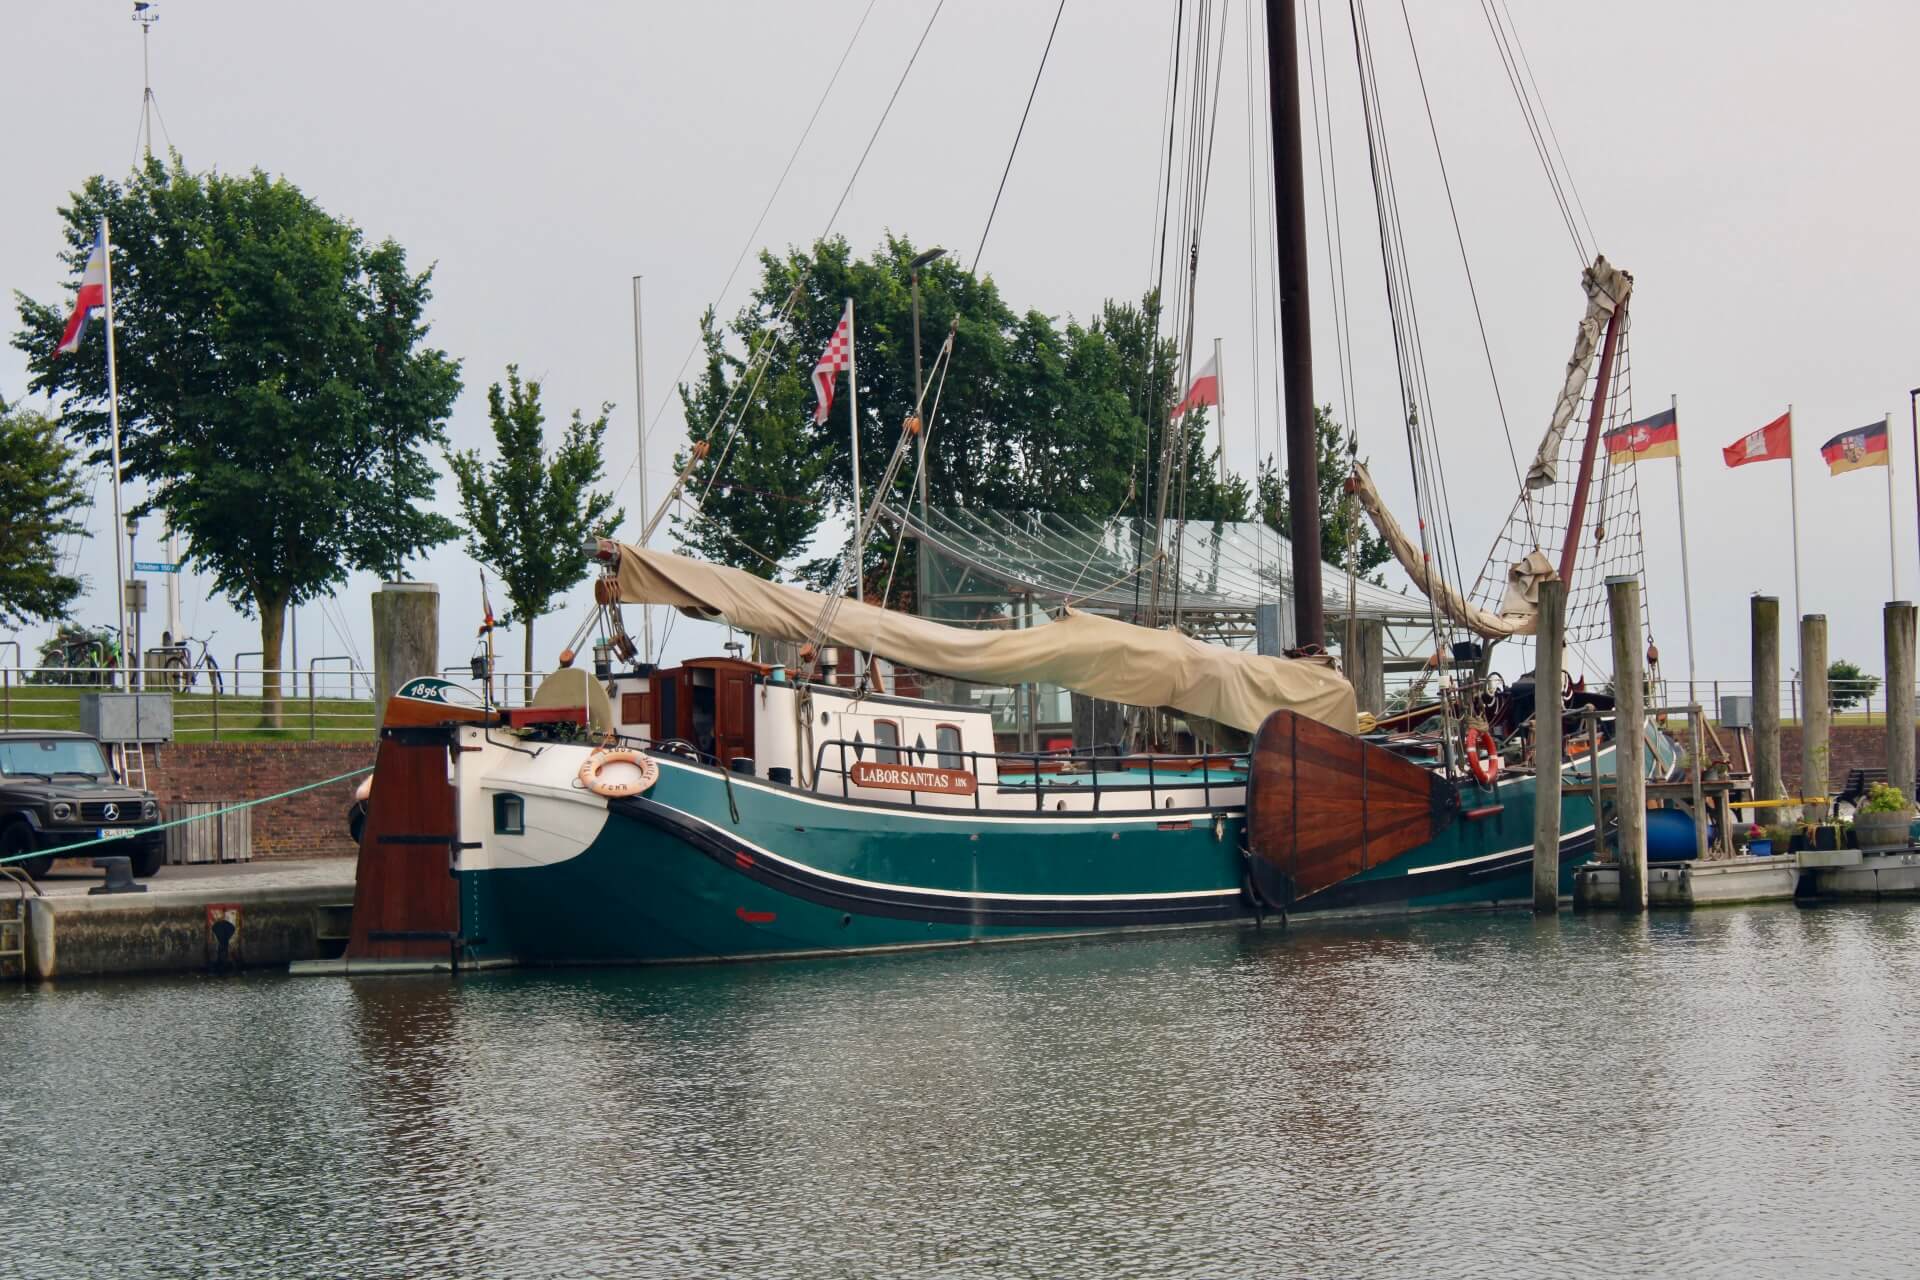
[493,793,525,835]
[874,719,901,765]
[936,724,963,770]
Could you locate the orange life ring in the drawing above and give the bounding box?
[579,748,660,798]
[1463,727,1501,786]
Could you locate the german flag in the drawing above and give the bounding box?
[1604,407,1679,464]
[1820,421,1889,475]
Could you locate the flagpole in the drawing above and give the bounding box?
[1887,412,1899,600]
[101,217,130,690]
[1787,403,1804,631]
[1213,337,1227,488]
[1672,394,1697,710]
[631,274,652,664]
[847,299,862,608]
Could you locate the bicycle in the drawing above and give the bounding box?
[156,632,223,694]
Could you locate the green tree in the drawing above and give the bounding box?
[448,367,623,699]
[0,395,88,628]
[12,157,461,724]
[1827,658,1881,713]
[673,236,1238,605]
[1256,404,1391,584]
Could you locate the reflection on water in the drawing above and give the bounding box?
[4,903,1917,1278]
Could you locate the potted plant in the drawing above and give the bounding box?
[1852,782,1915,853]
[1744,823,1773,856]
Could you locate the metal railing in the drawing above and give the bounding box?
[0,665,379,741]
[1653,677,1914,727]
[809,737,1247,813]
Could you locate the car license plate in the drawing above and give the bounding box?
[97,827,129,841]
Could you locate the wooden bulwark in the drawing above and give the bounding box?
[1246,709,1455,905]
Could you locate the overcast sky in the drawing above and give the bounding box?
[4,0,1918,696]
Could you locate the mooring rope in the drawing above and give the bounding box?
[0,765,375,866]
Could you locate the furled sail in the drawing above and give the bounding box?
[1526,255,1633,490]
[1345,464,1550,639]
[605,541,1358,733]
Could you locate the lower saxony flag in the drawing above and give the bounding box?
[1604,407,1679,464]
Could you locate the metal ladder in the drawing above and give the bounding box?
[0,865,36,980]
[119,741,150,790]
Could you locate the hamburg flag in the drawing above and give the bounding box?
[1820,421,1890,475]
[56,226,109,355]
[1173,352,1219,417]
[811,299,854,425]
[1722,411,1792,467]
[1605,407,1679,464]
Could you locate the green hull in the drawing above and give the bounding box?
[462,747,1621,967]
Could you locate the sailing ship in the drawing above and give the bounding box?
[340,4,1674,969]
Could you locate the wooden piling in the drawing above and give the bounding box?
[1752,595,1781,803]
[1609,576,1648,910]
[1532,577,1566,914]
[372,583,440,732]
[1887,602,1916,802]
[1345,618,1386,717]
[1800,615,1829,820]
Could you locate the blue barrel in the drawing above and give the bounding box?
[1647,807,1711,862]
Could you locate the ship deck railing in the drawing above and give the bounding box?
[809,739,1248,813]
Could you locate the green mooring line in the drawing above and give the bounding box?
[0,765,375,865]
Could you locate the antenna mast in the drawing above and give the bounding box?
[133,3,160,159]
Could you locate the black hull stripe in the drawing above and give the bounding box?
[1292,828,1598,912]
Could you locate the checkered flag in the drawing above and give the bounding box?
[812,299,854,425]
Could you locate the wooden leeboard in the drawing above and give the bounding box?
[1246,709,1455,903]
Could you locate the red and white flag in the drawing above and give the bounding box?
[812,299,854,425]
[1722,410,1792,467]
[56,225,109,356]
[1173,352,1220,418]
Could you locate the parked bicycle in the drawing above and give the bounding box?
[32,626,120,685]
[154,631,223,694]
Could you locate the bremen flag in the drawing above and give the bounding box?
[1820,421,1890,475]
[1604,407,1679,463]
[1173,352,1219,417]
[56,225,109,355]
[811,299,854,425]
[1722,411,1791,467]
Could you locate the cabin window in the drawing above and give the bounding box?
[493,793,525,835]
[936,724,964,769]
[873,719,901,765]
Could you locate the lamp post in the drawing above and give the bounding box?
[909,247,946,616]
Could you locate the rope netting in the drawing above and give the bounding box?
[1467,317,1653,675]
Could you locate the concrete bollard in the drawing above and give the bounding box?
[1752,595,1781,803]
[1887,602,1916,802]
[1532,577,1566,915]
[1800,616,1829,820]
[372,583,440,731]
[1609,576,1648,911]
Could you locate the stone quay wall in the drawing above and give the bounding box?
[146,742,373,859]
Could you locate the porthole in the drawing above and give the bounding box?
[493,793,526,835]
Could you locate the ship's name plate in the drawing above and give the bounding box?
[850,761,978,795]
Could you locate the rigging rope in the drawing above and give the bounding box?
[971,0,1069,275]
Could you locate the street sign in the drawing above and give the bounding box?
[124,580,148,613]
[132,561,180,573]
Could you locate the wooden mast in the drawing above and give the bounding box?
[1555,298,1629,584]
[1266,0,1323,649]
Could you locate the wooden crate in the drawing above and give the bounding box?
[164,802,253,864]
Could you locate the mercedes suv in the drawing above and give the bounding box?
[0,730,165,879]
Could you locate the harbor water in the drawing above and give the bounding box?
[5,902,1918,1278]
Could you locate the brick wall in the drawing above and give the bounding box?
[146,742,373,859]
[1672,723,1920,796]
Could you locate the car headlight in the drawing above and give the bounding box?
[51,802,72,821]
[143,800,158,819]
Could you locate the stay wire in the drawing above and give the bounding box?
[971,0,1069,275]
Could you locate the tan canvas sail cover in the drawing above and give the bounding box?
[607,542,1357,733]
[1346,464,1552,640]
[1526,256,1633,490]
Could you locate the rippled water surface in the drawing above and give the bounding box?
[5,903,1919,1278]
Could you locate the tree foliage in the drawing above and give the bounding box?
[0,395,88,628]
[1257,404,1392,584]
[1827,658,1881,713]
[447,367,623,691]
[12,157,461,721]
[672,235,1242,605]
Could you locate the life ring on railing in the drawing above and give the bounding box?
[579,748,660,798]
[1463,727,1502,786]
